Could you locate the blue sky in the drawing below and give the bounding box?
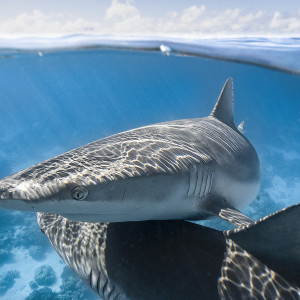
[0,0,299,36]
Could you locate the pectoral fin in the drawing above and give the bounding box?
[218,207,253,227]
[205,199,253,227]
[206,201,253,227]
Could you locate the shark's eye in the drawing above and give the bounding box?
[71,186,88,201]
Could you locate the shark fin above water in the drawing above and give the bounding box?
[37,203,300,300]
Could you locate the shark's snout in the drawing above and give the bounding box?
[0,182,13,200]
[0,176,61,212]
[0,177,45,202]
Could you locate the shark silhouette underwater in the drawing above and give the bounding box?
[0,78,260,226]
[38,203,300,300]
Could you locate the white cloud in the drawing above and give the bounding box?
[180,5,206,24]
[270,11,300,32]
[105,0,140,21]
[0,10,100,35]
[0,1,299,36]
[104,1,153,33]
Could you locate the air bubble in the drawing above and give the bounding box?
[160,44,171,56]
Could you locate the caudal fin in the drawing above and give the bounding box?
[218,238,300,300]
[226,203,300,287]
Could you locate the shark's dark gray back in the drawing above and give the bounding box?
[4,116,251,201]
[19,120,211,181]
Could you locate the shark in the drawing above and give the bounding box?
[37,203,300,300]
[0,78,260,224]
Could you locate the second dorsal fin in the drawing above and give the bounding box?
[210,78,235,129]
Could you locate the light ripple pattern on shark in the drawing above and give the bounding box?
[37,203,300,300]
[219,239,300,300]
[225,203,300,287]
[36,213,118,300]
[0,78,260,224]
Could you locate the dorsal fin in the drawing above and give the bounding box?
[210,78,235,129]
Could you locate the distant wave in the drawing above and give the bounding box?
[0,35,300,75]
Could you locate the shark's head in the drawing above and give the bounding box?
[0,168,93,212]
[0,145,126,216]
[0,152,140,219]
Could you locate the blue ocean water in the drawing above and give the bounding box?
[0,36,299,299]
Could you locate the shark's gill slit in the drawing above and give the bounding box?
[207,171,214,194]
[200,167,208,199]
[194,165,202,197]
[204,169,213,196]
[187,165,197,197]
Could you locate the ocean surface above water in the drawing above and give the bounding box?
[0,35,299,299]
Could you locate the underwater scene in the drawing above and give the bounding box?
[0,36,299,299]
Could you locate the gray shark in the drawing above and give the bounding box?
[0,78,260,224]
[37,204,300,300]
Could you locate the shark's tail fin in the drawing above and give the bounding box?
[218,238,300,300]
[226,203,300,288]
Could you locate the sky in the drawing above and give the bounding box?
[0,0,299,37]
